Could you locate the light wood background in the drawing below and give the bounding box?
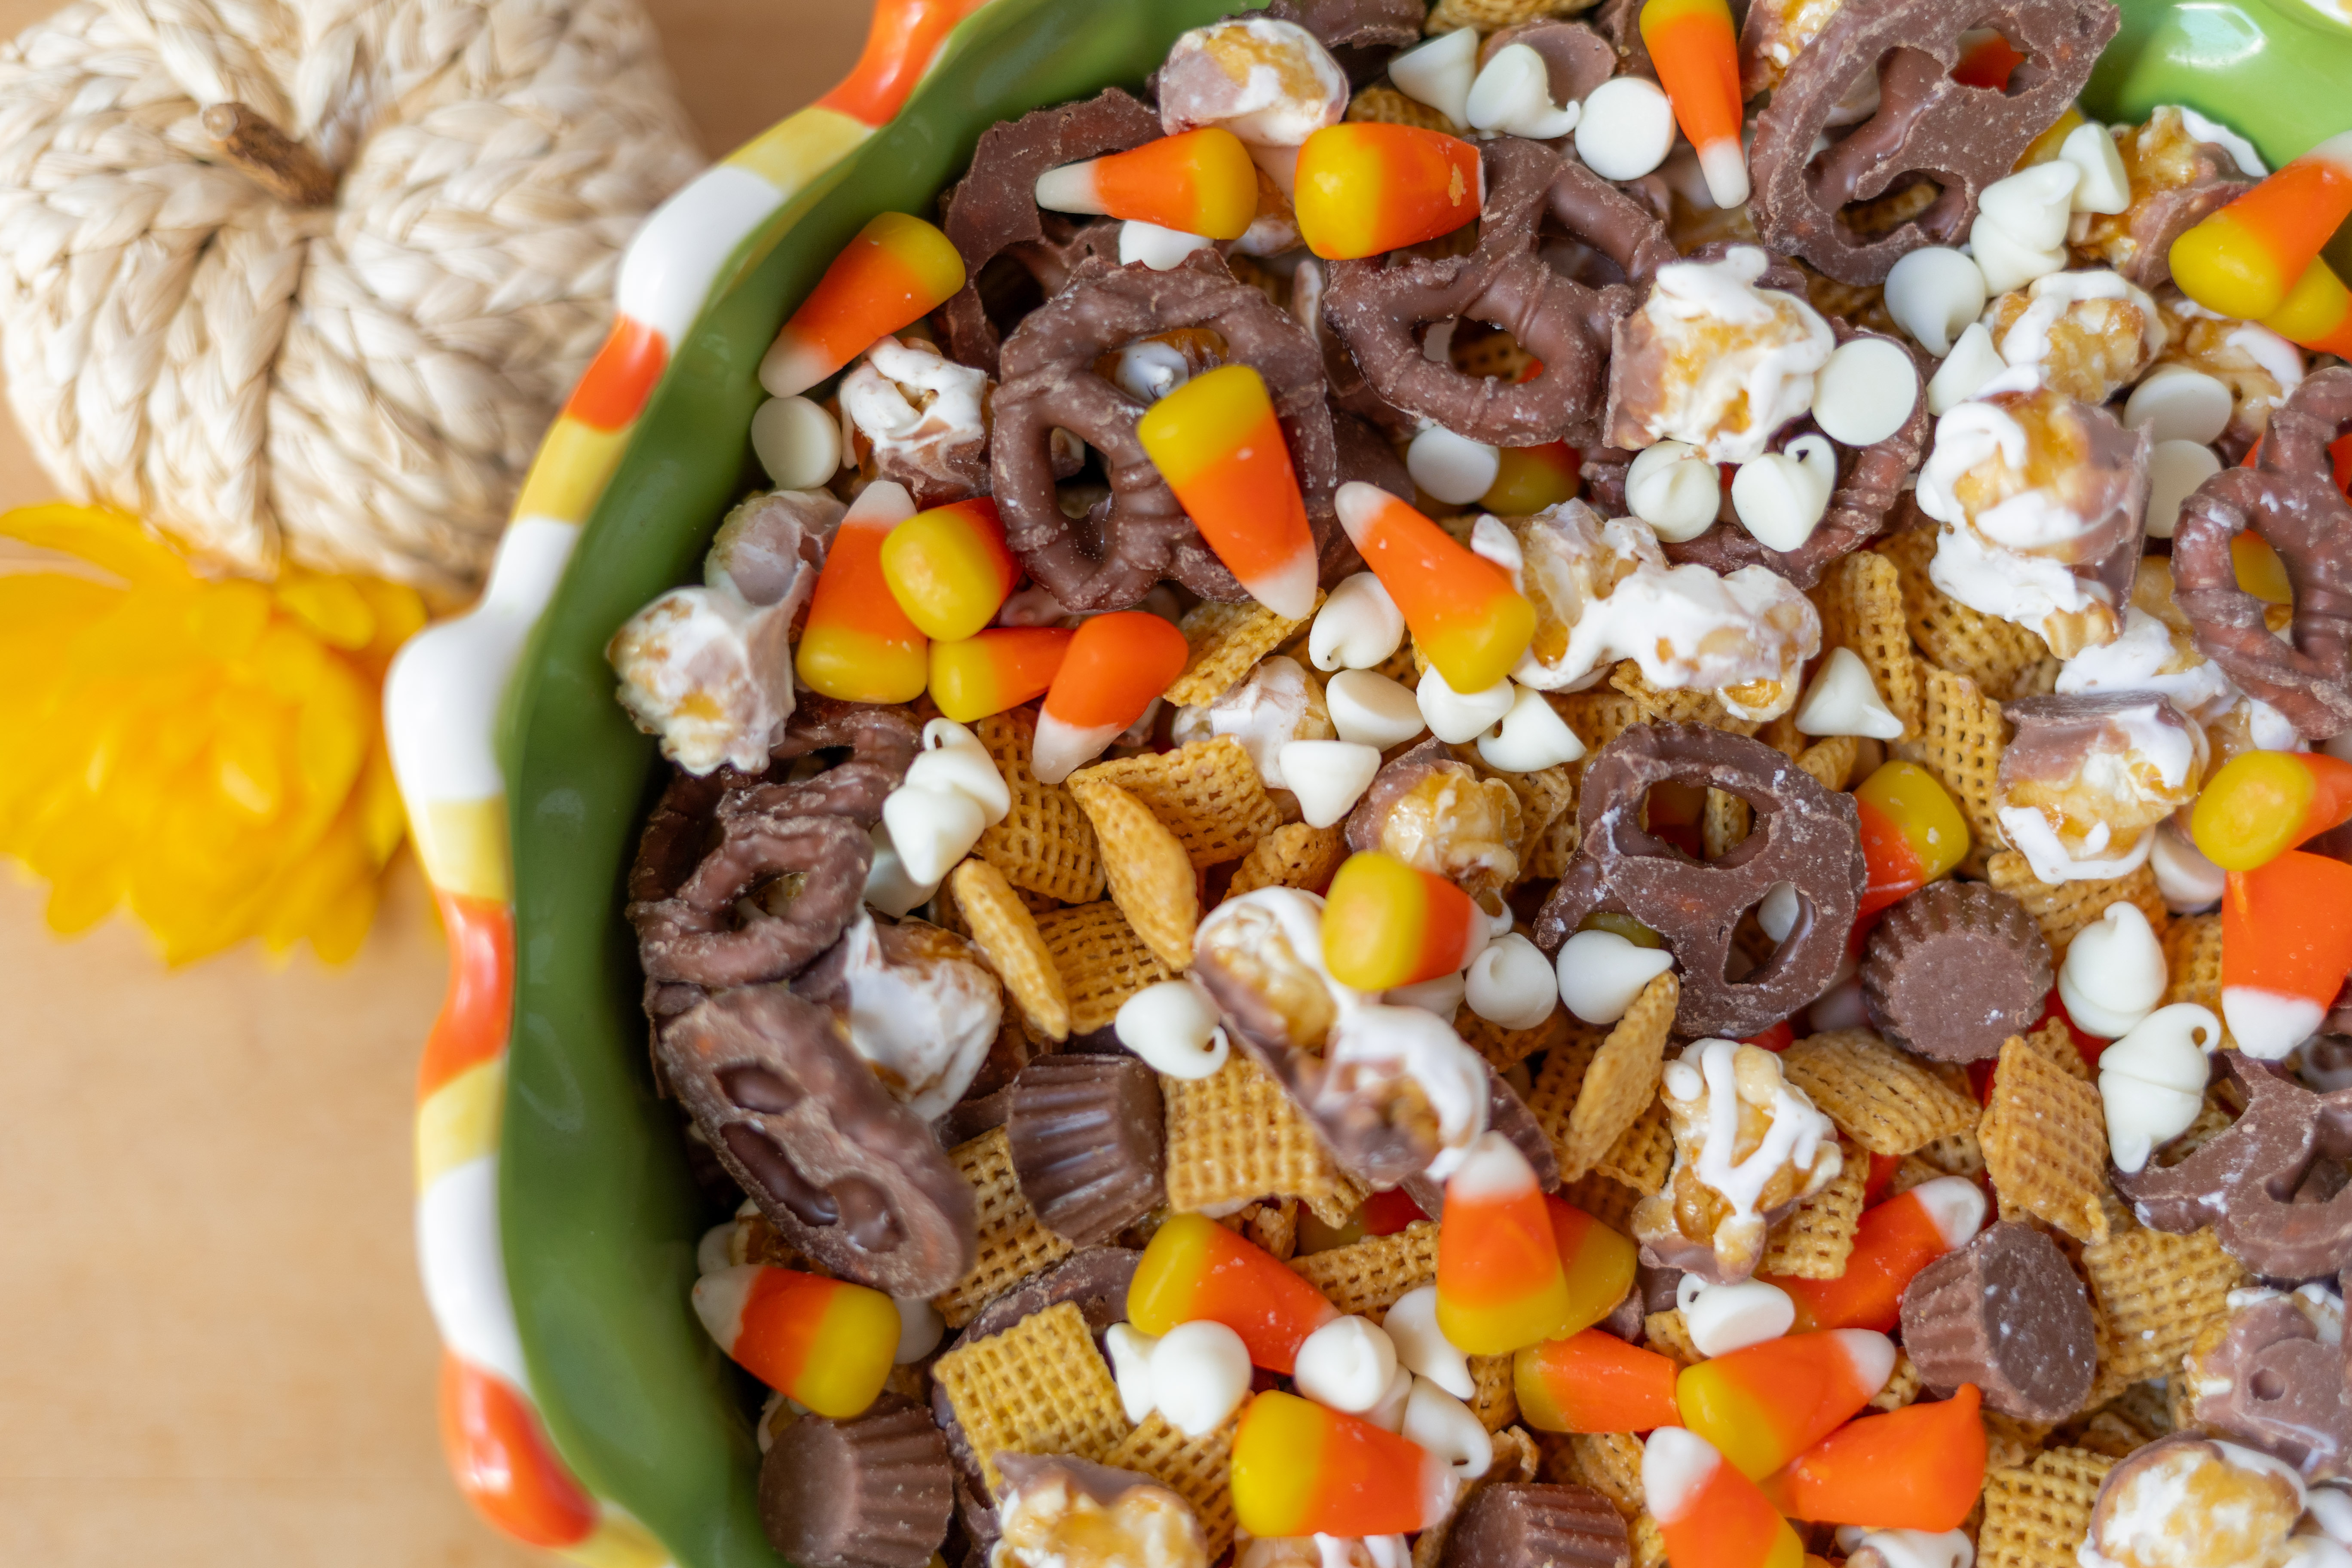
[0,3,871,1561]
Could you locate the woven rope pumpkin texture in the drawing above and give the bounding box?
[0,0,704,599]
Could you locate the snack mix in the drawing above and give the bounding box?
[602,0,2352,1564]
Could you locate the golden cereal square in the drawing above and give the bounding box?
[1164,598,1320,708]
[1469,1353,1519,1433]
[975,710,1106,903]
[1814,547,1922,738]
[1459,1002,1569,1074]
[933,1126,1076,1327]
[1227,821,1349,898]
[1344,82,1458,131]
[1881,530,2055,703]
[1103,1410,1239,1558]
[1976,1448,2115,1568]
[1758,1138,1867,1280]
[951,860,1072,1042]
[1643,1309,1702,1366]
[1067,775,1198,971]
[1555,1432,1645,1520]
[1558,1171,1645,1233]
[1550,973,1677,1181]
[1781,1029,1981,1155]
[1290,1220,1442,1317]
[1073,738,1284,870]
[1889,663,2010,869]
[1986,850,2169,960]
[1978,1035,2110,1243]
[1035,900,1175,1037]
[1594,1096,1673,1196]
[1164,1054,1365,1227]
[932,1300,1131,1491]
[2080,1207,2245,1398]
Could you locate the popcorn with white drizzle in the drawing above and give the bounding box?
[1835,1528,1975,1568]
[1312,1002,1494,1182]
[1634,1037,1842,1283]
[1915,383,2150,658]
[1190,887,1351,1052]
[992,1455,1211,1568]
[1350,742,1524,903]
[1738,0,1858,95]
[1604,246,1837,464]
[1236,1536,1412,1568]
[1170,655,1335,793]
[1155,17,1348,150]
[1981,269,2168,406]
[1502,501,1819,721]
[2153,291,2307,454]
[2072,107,2263,288]
[839,336,993,506]
[799,912,1003,1120]
[2056,559,2299,763]
[1995,692,2208,884]
[2080,1435,2312,1568]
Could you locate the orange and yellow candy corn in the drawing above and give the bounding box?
[1435,1133,1577,1354]
[2265,257,2352,358]
[1232,1390,1459,1537]
[1321,850,1486,992]
[1677,1329,1897,1479]
[691,1264,899,1420]
[1769,1176,1985,1334]
[762,212,967,397]
[1136,364,1320,619]
[1294,123,1483,260]
[2170,130,2352,322]
[797,483,928,704]
[1515,1330,1684,1433]
[1853,761,1970,921]
[1640,0,1748,208]
[928,626,1074,724]
[2223,850,2352,1060]
[1482,441,1580,517]
[1033,128,1262,241]
[878,497,1019,642]
[1332,481,1535,693]
[2192,751,2352,871]
[1128,1212,1341,1374]
[1762,1384,1986,1532]
[1029,610,1189,784]
[1645,1427,1807,1568]
[1546,1194,1640,1335]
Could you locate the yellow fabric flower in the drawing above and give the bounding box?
[0,504,422,964]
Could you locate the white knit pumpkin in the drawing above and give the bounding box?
[0,0,704,598]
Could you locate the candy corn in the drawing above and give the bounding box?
[2222,850,2352,1060]
[1853,761,1970,921]
[691,1264,900,1420]
[1768,1177,1987,1334]
[1135,364,1320,619]
[1231,1390,1459,1537]
[1761,1384,1986,1532]
[796,482,929,704]
[1514,1330,1685,1433]
[1294,123,1483,260]
[1645,1427,1807,1568]
[1321,850,1486,992]
[1030,610,1190,784]
[928,626,1075,723]
[1639,0,1747,208]
[1332,482,1535,694]
[1546,1194,1640,1335]
[1033,128,1261,241]
[762,212,967,398]
[1128,1212,1341,1374]
[1435,1133,1577,1354]
[2169,129,2352,322]
[1481,441,1580,517]
[2265,257,2352,357]
[2191,751,2352,871]
[878,497,1019,642]
[1677,1329,1897,1479]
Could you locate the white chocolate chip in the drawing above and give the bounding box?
[2059,120,2132,215]
[1924,322,2009,415]
[1115,980,1233,1080]
[2143,438,2223,540]
[2058,900,2169,1038]
[1555,928,1676,1025]
[1112,340,1195,404]
[1294,1316,1400,1415]
[1731,434,1838,552]
[1107,1322,1162,1423]
[1625,439,1722,542]
[1884,248,1988,358]
[1311,573,1407,672]
[1417,666,1518,745]
[909,719,1011,823]
[1363,1363,1415,1432]
[1326,668,1429,748]
[697,1221,738,1278]
[2150,819,2227,911]
[880,784,986,888]
[1575,77,1676,182]
[1381,1285,1474,1399]
[1466,933,1558,1031]
[2125,367,2234,446]
[1388,27,1478,130]
[1812,337,1920,447]
[1758,880,1801,943]
[1279,738,1384,828]
[1121,220,1214,270]
[895,1295,945,1363]
[862,821,941,917]
[1794,646,1905,740]
[2099,1003,2222,1173]
[1407,423,1503,505]
[1466,44,1580,141]
[1403,1376,1492,1480]
[750,394,844,490]
[1151,1319,1254,1437]
[1969,163,2079,293]
[1476,684,1588,772]
[1682,1278,1796,1357]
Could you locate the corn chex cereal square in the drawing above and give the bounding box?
[1073,738,1284,870]
[1781,1029,1981,1155]
[1758,1136,1867,1279]
[1164,598,1320,708]
[1458,1001,1568,1074]
[1608,661,1761,735]
[1163,1053,1365,1227]
[1227,821,1348,898]
[1553,1432,1645,1520]
[1889,664,2010,872]
[1532,972,1677,1180]
[1985,850,2168,959]
[1103,1410,1239,1558]
[2081,1204,2245,1402]
[1558,1171,1646,1232]
[1977,1447,2114,1568]
[1593,1096,1673,1195]
[1978,1034,2110,1243]
[1289,1220,1440,1316]
[974,710,1106,903]
[934,1126,1075,1327]
[1066,775,1197,971]
[932,1300,1131,1492]
[1880,530,2055,703]
[951,860,1071,1041]
[1813,546,1922,738]
[1034,900,1173,1037]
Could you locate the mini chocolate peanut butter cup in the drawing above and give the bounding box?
[760,1395,955,1568]
[1860,882,2051,1063]
[1899,1221,2095,1422]
[1440,1483,1631,1568]
[1005,1056,1166,1246]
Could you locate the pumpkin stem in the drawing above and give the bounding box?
[200,102,337,208]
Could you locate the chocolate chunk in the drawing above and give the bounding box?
[2176,366,2352,738]
[2112,1051,2352,1280]
[1747,0,2119,284]
[1266,0,1424,82]
[2187,1290,2352,1479]
[1406,1063,1562,1218]
[1899,1221,2096,1421]
[661,987,976,1296]
[1860,882,2052,1063]
[1441,1483,1631,1568]
[760,1395,955,1568]
[1531,724,1866,1039]
[1481,22,1619,110]
[1006,1056,1166,1246]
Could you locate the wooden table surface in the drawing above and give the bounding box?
[0,3,870,1561]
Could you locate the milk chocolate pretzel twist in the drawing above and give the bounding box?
[936,91,1160,376]
[990,250,1345,612]
[2173,367,2352,739]
[1320,135,1677,448]
[1532,723,1865,1038]
[723,697,920,827]
[1747,0,2118,285]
